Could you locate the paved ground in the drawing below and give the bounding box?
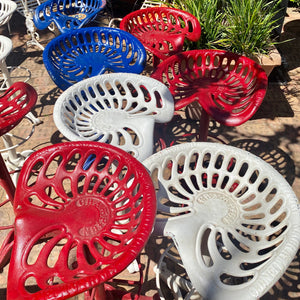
[0,4,299,300]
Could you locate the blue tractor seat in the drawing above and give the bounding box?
[34,0,107,33]
[43,26,147,90]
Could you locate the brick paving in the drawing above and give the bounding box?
[0,5,299,300]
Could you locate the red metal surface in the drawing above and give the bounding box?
[0,82,38,136]
[7,141,156,299]
[0,82,37,266]
[0,80,37,204]
[0,153,15,202]
[151,49,268,141]
[120,7,201,65]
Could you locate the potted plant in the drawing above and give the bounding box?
[169,0,226,50]
[169,0,284,76]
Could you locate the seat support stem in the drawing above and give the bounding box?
[0,153,15,202]
[198,108,210,142]
[153,55,160,68]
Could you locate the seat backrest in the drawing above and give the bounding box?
[0,82,37,137]
[34,0,106,33]
[151,49,268,126]
[53,73,174,160]
[0,0,17,26]
[120,7,201,60]
[43,27,147,91]
[7,141,156,299]
[143,142,300,300]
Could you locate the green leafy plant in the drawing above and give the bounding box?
[170,0,226,49]
[169,0,283,56]
[220,0,282,56]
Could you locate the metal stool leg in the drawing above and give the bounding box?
[1,134,34,184]
[0,153,15,202]
[0,59,12,90]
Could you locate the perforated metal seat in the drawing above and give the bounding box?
[53,73,174,161]
[0,82,37,268]
[151,49,268,142]
[120,7,201,66]
[34,0,107,33]
[0,0,17,29]
[7,141,156,299]
[0,36,40,182]
[0,82,37,207]
[43,27,147,91]
[143,142,300,300]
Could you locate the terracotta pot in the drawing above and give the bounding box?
[250,46,282,77]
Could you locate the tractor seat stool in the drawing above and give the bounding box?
[143,142,300,300]
[0,34,44,126]
[0,81,38,186]
[53,72,174,161]
[151,49,268,143]
[43,26,147,91]
[34,0,107,34]
[7,141,157,300]
[120,6,201,67]
[0,36,41,180]
[0,81,37,269]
